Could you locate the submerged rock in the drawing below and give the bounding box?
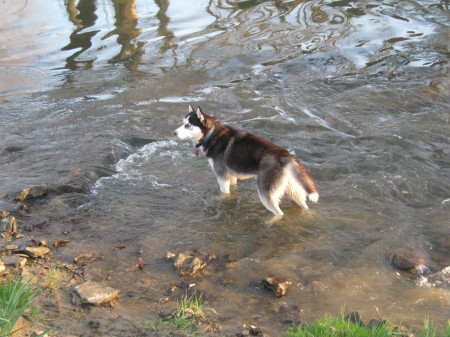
[261,275,292,297]
[16,185,49,201]
[74,253,105,265]
[418,266,450,289]
[72,281,120,305]
[172,252,206,276]
[1,211,18,240]
[389,246,433,275]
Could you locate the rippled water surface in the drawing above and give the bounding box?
[1,0,449,335]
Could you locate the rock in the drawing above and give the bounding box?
[14,246,50,258]
[30,331,48,337]
[2,256,27,267]
[0,260,5,274]
[1,211,18,240]
[50,239,70,248]
[275,302,299,322]
[173,252,206,276]
[16,185,48,201]
[4,245,20,251]
[74,253,105,265]
[166,251,176,261]
[389,247,430,274]
[38,240,48,247]
[345,312,364,326]
[261,275,291,297]
[249,325,262,335]
[419,266,450,288]
[72,281,120,305]
[367,319,386,329]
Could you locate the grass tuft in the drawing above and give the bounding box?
[47,266,63,293]
[285,315,391,337]
[285,315,450,337]
[0,275,39,337]
[145,291,218,336]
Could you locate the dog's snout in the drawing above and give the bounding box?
[174,130,178,136]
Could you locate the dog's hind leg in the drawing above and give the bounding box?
[286,178,309,209]
[257,169,288,216]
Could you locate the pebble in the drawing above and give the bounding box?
[73,281,120,305]
[16,185,49,201]
[14,246,50,258]
[261,275,291,297]
[2,256,27,267]
[74,253,104,265]
[173,252,206,276]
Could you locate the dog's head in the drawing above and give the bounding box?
[174,104,215,143]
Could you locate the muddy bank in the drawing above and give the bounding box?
[1,191,449,336]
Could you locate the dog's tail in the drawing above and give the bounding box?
[289,157,319,203]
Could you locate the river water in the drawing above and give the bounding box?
[1,0,449,335]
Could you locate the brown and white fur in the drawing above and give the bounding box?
[174,104,319,216]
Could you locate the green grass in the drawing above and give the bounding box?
[144,291,217,336]
[47,266,63,293]
[418,318,450,337]
[285,315,391,337]
[285,315,450,337]
[0,275,39,337]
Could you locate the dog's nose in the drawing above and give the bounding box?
[174,130,178,136]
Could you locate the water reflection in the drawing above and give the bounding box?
[103,0,144,70]
[62,0,99,69]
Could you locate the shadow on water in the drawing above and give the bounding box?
[0,0,449,335]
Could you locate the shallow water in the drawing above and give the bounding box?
[1,0,449,334]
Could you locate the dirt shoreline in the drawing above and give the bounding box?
[1,189,449,337]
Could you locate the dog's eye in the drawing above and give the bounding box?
[185,123,191,128]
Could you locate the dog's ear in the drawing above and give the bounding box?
[196,107,206,125]
[188,104,195,113]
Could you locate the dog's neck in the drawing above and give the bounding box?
[196,125,215,148]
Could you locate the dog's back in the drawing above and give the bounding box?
[204,123,318,215]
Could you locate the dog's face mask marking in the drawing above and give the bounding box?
[174,105,205,142]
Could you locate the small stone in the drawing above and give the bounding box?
[15,246,50,258]
[423,266,450,288]
[38,240,48,247]
[367,319,386,329]
[1,212,18,240]
[50,240,70,248]
[249,325,261,335]
[345,312,364,326]
[261,275,292,297]
[16,185,48,201]
[2,256,27,267]
[173,253,206,276]
[30,331,48,337]
[166,252,176,261]
[73,281,119,305]
[390,247,426,272]
[74,253,104,265]
[0,260,5,274]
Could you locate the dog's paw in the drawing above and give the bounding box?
[308,192,319,203]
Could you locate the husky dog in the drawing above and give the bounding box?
[174,104,319,216]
